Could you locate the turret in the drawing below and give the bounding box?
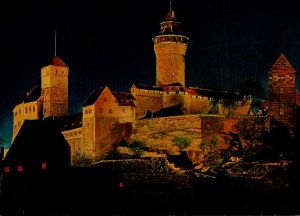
[152,3,189,87]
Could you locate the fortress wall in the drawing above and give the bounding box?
[131,115,225,163]
[189,96,211,114]
[62,127,83,157]
[132,90,163,118]
[162,92,186,108]
[94,118,132,159]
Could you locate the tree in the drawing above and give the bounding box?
[128,139,146,158]
[72,152,94,167]
[234,117,267,157]
[199,136,219,168]
[237,79,266,115]
[172,136,191,153]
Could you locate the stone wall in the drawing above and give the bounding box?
[131,114,225,163]
[131,89,163,118]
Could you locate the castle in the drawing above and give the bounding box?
[11,6,298,162]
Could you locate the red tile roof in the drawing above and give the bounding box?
[112,92,136,107]
[51,56,68,67]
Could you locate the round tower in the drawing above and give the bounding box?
[153,4,189,87]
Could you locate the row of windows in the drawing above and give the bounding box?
[44,70,65,76]
[3,162,47,173]
[84,108,114,114]
[269,74,293,82]
[64,130,82,137]
[14,121,22,130]
[15,106,36,117]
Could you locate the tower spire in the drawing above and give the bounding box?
[54,30,57,56]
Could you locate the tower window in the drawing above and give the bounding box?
[280,88,284,94]
[280,104,285,116]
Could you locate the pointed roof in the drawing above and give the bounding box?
[269,53,295,73]
[51,56,68,67]
[83,86,106,107]
[157,3,186,36]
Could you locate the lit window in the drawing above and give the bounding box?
[280,88,284,94]
[280,104,285,116]
[41,162,47,170]
[17,165,23,172]
[4,167,10,173]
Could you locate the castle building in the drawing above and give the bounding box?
[153,7,189,87]
[11,5,298,164]
[268,53,297,135]
[12,56,69,141]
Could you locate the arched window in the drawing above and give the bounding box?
[279,103,285,116]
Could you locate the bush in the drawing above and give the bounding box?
[72,152,94,167]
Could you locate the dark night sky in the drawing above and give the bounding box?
[1,0,300,147]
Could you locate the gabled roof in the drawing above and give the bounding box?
[83,86,106,107]
[112,92,136,107]
[3,120,70,169]
[269,53,295,74]
[24,84,41,103]
[51,56,68,67]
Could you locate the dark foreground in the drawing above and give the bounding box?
[0,166,299,216]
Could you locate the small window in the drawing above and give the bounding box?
[99,108,103,113]
[109,109,113,113]
[280,104,285,116]
[57,107,60,113]
[88,109,92,114]
[85,110,88,114]
[15,112,17,117]
[104,98,108,102]
[280,88,284,94]
[33,106,35,112]
[17,165,23,172]
[4,167,10,173]
[41,162,47,170]
[29,107,31,112]
[25,107,27,113]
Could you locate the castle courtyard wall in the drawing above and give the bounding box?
[131,114,224,163]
